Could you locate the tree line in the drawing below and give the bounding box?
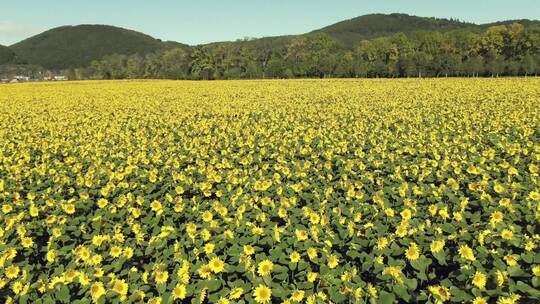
[43,23,540,80]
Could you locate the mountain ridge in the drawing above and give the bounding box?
[5,14,540,70]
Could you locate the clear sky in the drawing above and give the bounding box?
[1,0,539,46]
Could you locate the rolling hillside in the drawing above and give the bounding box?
[9,25,173,69]
[0,45,16,65]
[5,14,540,71]
[312,13,475,48]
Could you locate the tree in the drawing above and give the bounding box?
[159,48,190,79]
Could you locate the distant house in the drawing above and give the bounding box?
[9,79,19,84]
[14,75,30,82]
[53,76,68,81]
[1,79,8,83]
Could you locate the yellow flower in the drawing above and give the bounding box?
[501,229,513,240]
[229,287,244,300]
[21,237,34,248]
[111,279,128,298]
[243,245,255,255]
[202,211,213,222]
[382,266,403,283]
[90,282,106,303]
[217,297,230,304]
[291,290,305,302]
[154,270,168,285]
[307,247,317,260]
[327,254,339,269]
[430,239,445,254]
[458,244,476,261]
[5,265,19,279]
[288,251,300,263]
[400,209,412,220]
[148,297,161,304]
[45,249,56,263]
[533,265,540,277]
[257,260,273,276]
[253,284,272,304]
[148,200,162,213]
[209,257,225,273]
[472,271,487,289]
[405,242,420,261]
[377,237,389,250]
[307,272,318,282]
[204,243,215,254]
[198,264,212,279]
[504,255,518,266]
[496,294,520,304]
[495,270,505,287]
[110,246,122,258]
[472,297,488,304]
[97,198,108,209]
[528,191,540,200]
[428,285,450,302]
[173,284,187,300]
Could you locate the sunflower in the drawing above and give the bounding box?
[202,211,213,222]
[173,284,187,300]
[154,270,168,285]
[291,290,305,302]
[5,265,19,279]
[307,272,318,282]
[90,282,106,302]
[405,242,420,261]
[150,200,162,213]
[289,251,301,263]
[472,271,487,289]
[533,265,540,277]
[253,285,272,304]
[472,297,488,304]
[97,198,108,209]
[430,239,445,254]
[327,254,339,269]
[110,246,122,258]
[257,260,273,276]
[209,257,225,273]
[458,244,476,261]
[428,285,450,302]
[501,229,513,240]
[243,245,255,255]
[229,287,244,300]
[111,279,128,298]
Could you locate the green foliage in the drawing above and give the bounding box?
[3,14,540,79]
[9,25,179,69]
[0,45,16,65]
[313,13,475,48]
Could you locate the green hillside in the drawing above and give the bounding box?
[9,25,169,69]
[312,13,475,48]
[0,45,16,65]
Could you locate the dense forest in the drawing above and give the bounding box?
[83,23,540,79]
[2,14,540,80]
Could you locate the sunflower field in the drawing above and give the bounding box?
[0,79,539,304]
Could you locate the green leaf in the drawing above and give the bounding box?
[378,291,396,304]
[55,285,71,304]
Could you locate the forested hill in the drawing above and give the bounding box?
[312,13,475,48]
[2,14,540,79]
[9,25,187,69]
[0,45,16,65]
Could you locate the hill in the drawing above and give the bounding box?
[4,14,540,72]
[0,45,16,65]
[312,13,475,48]
[9,25,170,69]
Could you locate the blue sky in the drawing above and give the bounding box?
[1,0,539,46]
